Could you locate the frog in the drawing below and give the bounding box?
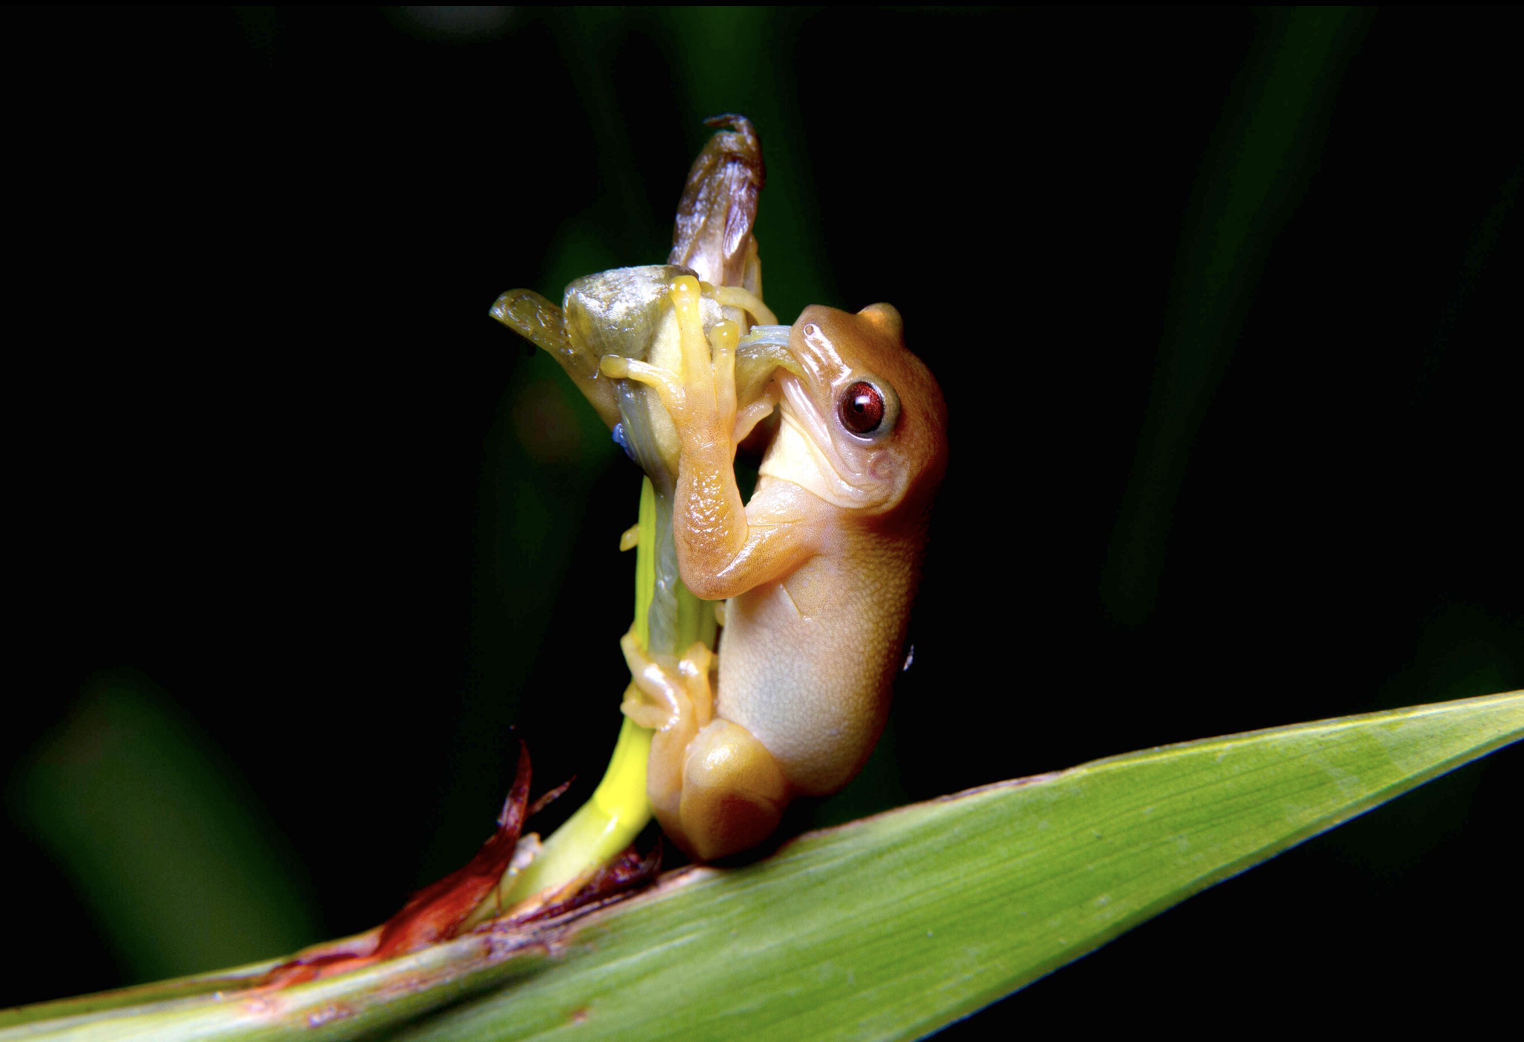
[601,275,948,860]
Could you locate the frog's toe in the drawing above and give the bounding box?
[711,285,778,327]
[707,318,740,418]
[600,355,684,413]
[667,275,711,380]
[619,681,672,730]
[618,630,685,730]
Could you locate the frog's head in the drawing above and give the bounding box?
[772,303,948,519]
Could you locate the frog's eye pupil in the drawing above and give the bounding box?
[839,381,885,435]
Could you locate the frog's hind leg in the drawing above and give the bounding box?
[616,633,781,861]
[677,719,788,862]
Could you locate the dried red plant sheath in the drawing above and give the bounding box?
[526,777,574,819]
[256,743,660,991]
[371,743,535,958]
[669,114,765,291]
[259,744,535,986]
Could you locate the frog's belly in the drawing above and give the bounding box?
[715,575,902,795]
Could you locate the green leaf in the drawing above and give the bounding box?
[5,691,1519,1041]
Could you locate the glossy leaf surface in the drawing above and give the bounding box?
[7,690,1518,1041]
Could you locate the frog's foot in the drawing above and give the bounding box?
[619,634,718,829]
[599,275,740,458]
[617,629,686,731]
[672,719,789,862]
[618,631,716,726]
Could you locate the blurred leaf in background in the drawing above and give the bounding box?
[8,673,320,985]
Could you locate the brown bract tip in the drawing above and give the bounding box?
[669,115,765,291]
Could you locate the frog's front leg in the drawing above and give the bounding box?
[602,276,820,600]
[619,633,787,860]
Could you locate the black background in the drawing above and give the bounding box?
[6,7,1521,1031]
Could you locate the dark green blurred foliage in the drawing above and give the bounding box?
[9,673,319,983]
[6,5,1520,1030]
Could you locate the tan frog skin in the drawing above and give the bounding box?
[604,277,948,860]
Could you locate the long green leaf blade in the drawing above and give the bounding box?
[392,691,1521,1041]
[6,692,1519,1041]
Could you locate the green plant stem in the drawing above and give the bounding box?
[466,475,716,924]
[482,717,654,918]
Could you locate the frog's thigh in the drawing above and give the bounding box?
[678,719,788,861]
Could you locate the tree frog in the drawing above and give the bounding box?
[603,276,948,860]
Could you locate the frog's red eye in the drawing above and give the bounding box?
[839,381,886,435]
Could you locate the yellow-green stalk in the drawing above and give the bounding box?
[462,476,716,927]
